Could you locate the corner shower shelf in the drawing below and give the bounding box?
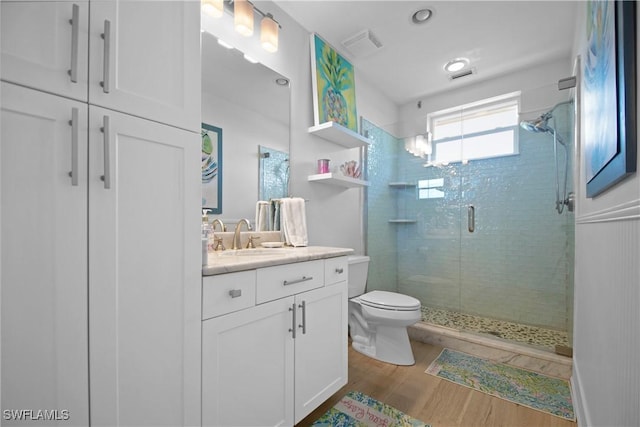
[308,122,369,148]
[388,219,417,223]
[307,173,369,188]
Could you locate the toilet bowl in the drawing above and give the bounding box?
[347,256,422,365]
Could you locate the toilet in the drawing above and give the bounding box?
[347,255,422,365]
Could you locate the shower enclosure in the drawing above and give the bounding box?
[363,96,575,353]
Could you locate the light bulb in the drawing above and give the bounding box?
[261,14,278,53]
[234,0,254,37]
[201,0,223,18]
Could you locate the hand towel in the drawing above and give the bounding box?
[271,199,281,231]
[280,197,308,247]
[255,201,270,231]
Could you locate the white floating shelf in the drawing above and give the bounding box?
[308,122,369,148]
[307,173,369,188]
[388,182,416,188]
[388,219,417,223]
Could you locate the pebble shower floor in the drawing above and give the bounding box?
[421,306,570,352]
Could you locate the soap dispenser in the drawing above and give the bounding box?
[202,212,212,266]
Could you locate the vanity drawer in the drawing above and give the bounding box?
[203,270,256,320]
[256,260,324,304]
[324,256,348,286]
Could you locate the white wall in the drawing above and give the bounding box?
[202,1,398,252]
[397,58,575,138]
[570,3,640,426]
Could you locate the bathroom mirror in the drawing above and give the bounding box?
[201,32,291,222]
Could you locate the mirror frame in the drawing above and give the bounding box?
[201,122,223,214]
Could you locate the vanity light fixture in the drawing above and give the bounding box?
[444,58,469,73]
[261,13,279,53]
[234,0,254,37]
[201,0,224,18]
[202,0,282,53]
[404,133,432,158]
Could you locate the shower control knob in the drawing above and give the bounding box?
[566,192,575,212]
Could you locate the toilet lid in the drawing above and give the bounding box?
[359,291,421,311]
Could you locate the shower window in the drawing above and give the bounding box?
[428,92,521,163]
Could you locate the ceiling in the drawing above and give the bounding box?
[273,1,579,106]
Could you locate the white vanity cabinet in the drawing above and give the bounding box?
[202,257,349,427]
[1,0,200,132]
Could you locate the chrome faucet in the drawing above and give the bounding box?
[232,219,252,250]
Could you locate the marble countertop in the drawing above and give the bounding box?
[202,246,354,276]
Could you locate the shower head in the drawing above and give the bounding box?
[520,112,552,133]
[520,111,565,145]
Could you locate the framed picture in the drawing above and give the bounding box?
[201,123,222,214]
[310,33,358,132]
[584,0,637,197]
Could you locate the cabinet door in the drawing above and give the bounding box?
[88,0,200,132]
[1,82,89,425]
[1,1,89,102]
[88,106,201,426]
[294,281,349,424]
[202,298,295,427]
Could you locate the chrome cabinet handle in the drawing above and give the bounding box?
[298,301,306,334]
[228,289,242,298]
[468,205,475,233]
[68,4,79,83]
[288,303,296,338]
[100,20,111,93]
[283,276,313,286]
[100,115,111,189]
[68,108,79,186]
[335,268,344,274]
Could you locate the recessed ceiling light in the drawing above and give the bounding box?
[444,58,469,72]
[411,8,433,24]
[275,77,289,86]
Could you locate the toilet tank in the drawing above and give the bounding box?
[347,255,370,298]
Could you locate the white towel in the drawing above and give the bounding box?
[255,201,270,231]
[280,197,308,247]
[271,199,281,231]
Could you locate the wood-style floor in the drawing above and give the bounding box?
[297,339,577,427]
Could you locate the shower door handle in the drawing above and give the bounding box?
[468,205,475,233]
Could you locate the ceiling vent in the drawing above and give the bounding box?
[341,30,383,58]
[448,68,476,81]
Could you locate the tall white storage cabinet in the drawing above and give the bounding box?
[1,1,201,426]
[0,82,90,426]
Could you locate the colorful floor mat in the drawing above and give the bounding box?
[312,391,430,427]
[426,348,575,420]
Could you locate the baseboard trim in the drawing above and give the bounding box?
[571,361,591,427]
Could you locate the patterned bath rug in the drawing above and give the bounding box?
[425,348,575,421]
[312,391,430,427]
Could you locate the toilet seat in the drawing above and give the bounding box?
[359,291,421,311]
